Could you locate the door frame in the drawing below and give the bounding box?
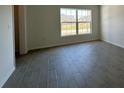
[18,6,28,55]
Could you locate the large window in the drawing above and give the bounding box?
[60,8,92,36]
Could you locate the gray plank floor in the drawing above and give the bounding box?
[3,41,124,88]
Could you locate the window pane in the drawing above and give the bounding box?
[61,8,76,22]
[78,22,91,34]
[61,23,76,36]
[60,8,77,36]
[78,10,86,22]
[78,10,92,34]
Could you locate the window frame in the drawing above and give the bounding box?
[60,8,92,37]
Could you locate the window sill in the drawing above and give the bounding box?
[78,33,92,35]
[61,33,92,37]
[61,34,77,37]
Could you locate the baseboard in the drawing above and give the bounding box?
[28,39,100,52]
[0,66,15,88]
[102,39,124,49]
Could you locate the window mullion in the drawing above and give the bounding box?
[76,9,78,35]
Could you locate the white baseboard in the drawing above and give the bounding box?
[28,39,100,52]
[102,39,124,49]
[0,67,15,88]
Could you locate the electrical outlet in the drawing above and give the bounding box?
[8,24,10,29]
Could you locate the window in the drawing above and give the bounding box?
[60,8,76,36]
[60,8,92,36]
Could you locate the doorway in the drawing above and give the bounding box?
[14,5,20,56]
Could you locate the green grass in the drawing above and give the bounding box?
[61,23,90,30]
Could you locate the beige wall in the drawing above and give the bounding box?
[26,5,100,51]
[0,6,15,87]
[101,5,124,48]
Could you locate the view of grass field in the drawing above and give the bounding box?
[61,23,91,36]
[61,23,90,30]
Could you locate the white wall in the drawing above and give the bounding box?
[101,5,124,48]
[0,6,15,87]
[26,5,100,51]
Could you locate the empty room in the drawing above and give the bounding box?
[1,5,124,88]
